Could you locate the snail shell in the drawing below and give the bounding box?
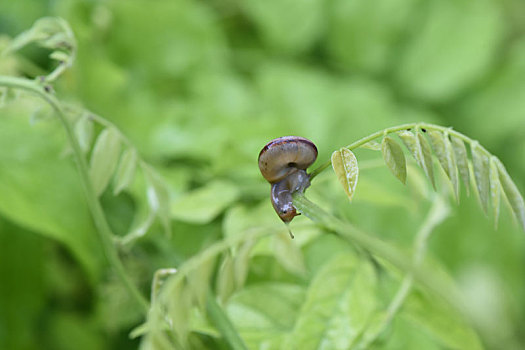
[258,136,317,223]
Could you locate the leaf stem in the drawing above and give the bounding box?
[356,195,451,348]
[309,122,493,181]
[0,75,149,312]
[292,193,466,315]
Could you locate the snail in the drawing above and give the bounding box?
[258,136,318,237]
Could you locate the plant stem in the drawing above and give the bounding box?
[292,193,466,314]
[309,122,493,181]
[0,75,149,312]
[356,195,451,349]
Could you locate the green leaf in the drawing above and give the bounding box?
[73,114,93,154]
[188,256,215,310]
[233,239,255,290]
[168,280,192,347]
[240,0,324,54]
[272,232,306,276]
[428,130,459,200]
[381,136,407,184]
[143,166,172,236]
[119,210,155,246]
[443,131,460,201]
[5,17,76,81]
[171,180,240,224]
[450,135,470,195]
[471,142,490,214]
[0,221,48,350]
[402,291,483,350]
[496,159,525,231]
[89,127,121,197]
[326,0,416,74]
[0,107,102,280]
[417,131,436,190]
[395,0,503,102]
[217,253,235,303]
[398,129,435,189]
[283,254,377,350]
[489,157,501,228]
[331,148,359,200]
[49,50,70,62]
[113,148,137,195]
[227,283,306,350]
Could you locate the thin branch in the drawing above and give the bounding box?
[309,123,492,181]
[292,193,466,317]
[0,75,149,312]
[356,195,451,349]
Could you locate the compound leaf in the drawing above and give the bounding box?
[450,136,470,195]
[471,142,490,214]
[496,159,525,231]
[381,136,407,184]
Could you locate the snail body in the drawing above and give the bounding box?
[258,136,317,223]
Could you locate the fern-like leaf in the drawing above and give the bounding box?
[381,136,407,185]
[489,157,501,228]
[398,129,436,189]
[496,159,525,231]
[471,142,490,214]
[450,136,470,196]
[428,130,459,201]
[369,126,524,231]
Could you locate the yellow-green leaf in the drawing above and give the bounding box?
[74,114,94,154]
[398,129,435,189]
[443,131,459,201]
[496,159,525,231]
[417,131,436,190]
[489,157,501,228]
[113,148,137,195]
[171,180,240,224]
[187,256,215,310]
[144,166,172,236]
[451,136,470,195]
[283,254,377,350]
[471,142,490,214]
[381,136,406,184]
[428,130,459,200]
[216,253,235,303]
[273,232,306,276]
[331,148,359,201]
[89,127,121,197]
[233,239,255,289]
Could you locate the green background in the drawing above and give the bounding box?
[1,0,524,349]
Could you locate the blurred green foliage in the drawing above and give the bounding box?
[1,0,525,349]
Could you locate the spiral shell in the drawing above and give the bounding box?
[258,136,317,183]
[258,136,317,224]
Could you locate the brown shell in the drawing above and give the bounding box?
[258,136,317,183]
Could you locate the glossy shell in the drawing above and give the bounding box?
[258,136,318,183]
